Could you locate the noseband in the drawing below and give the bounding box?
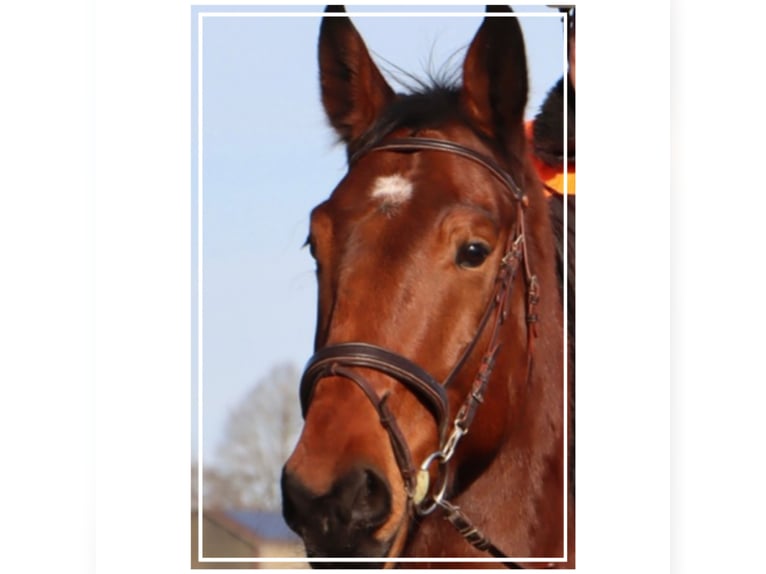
[299,137,547,567]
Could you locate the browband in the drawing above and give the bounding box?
[350,137,526,203]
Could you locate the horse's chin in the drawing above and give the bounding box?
[304,536,395,569]
[304,517,413,570]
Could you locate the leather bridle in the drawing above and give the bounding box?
[299,137,551,568]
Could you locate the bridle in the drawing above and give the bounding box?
[299,137,551,568]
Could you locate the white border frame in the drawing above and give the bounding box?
[193,5,569,566]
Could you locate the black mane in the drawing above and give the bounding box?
[348,83,463,162]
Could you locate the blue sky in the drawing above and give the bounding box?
[193,5,565,464]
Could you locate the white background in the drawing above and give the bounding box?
[1,1,763,573]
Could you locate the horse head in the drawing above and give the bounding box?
[281,5,566,567]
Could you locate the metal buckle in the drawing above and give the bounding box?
[412,420,467,515]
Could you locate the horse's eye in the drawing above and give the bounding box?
[305,236,317,259]
[456,242,491,269]
[304,236,322,275]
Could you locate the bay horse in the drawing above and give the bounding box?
[281,5,574,568]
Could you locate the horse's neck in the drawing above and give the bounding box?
[403,376,569,566]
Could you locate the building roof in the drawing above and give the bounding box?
[225,509,300,542]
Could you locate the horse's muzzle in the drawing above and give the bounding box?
[281,465,394,568]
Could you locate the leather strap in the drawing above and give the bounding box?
[351,137,526,203]
[301,342,450,444]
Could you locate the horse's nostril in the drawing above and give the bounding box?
[349,469,391,530]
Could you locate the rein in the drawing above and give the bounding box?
[299,137,549,568]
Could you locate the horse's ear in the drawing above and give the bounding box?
[460,5,528,153]
[318,5,395,145]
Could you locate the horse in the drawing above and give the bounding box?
[281,5,574,568]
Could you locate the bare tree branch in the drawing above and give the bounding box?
[210,362,302,511]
